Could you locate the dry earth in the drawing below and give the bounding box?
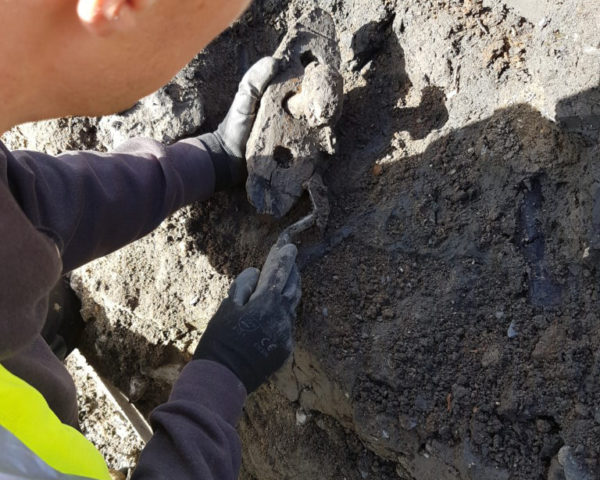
[3,1,600,479]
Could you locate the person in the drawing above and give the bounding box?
[0,1,301,479]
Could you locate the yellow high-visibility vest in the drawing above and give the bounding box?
[0,364,110,480]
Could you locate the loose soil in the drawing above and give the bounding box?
[4,0,599,478]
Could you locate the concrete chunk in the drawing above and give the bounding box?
[245,9,344,219]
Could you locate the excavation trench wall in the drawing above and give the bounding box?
[3,1,599,479]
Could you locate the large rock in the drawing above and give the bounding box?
[245,8,343,219]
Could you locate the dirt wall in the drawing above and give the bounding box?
[3,1,599,479]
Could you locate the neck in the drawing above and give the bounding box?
[0,76,34,135]
[0,15,58,135]
[0,114,17,138]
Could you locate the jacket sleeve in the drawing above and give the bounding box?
[1,137,217,273]
[131,360,247,480]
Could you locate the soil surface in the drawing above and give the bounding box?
[4,1,599,479]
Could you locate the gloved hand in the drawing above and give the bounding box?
[193,239,301,393]
[198,57,279,191]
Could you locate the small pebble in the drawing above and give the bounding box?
[296,409,308,426]
[507,320,518,338]
[575,403,589,417]
[399,415,418,430]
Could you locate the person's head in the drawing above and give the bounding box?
[0,0,251,131]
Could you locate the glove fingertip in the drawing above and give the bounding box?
[278,243,298,262]
[246,56,280,95]
[257,56,279,77]
[230,267,261,305]
[265,56,280,80]
[282,266,302,311]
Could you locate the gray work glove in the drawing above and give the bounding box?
[198,57,279,191]
[193,240,301,393]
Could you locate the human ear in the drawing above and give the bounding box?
[77,0,154,36]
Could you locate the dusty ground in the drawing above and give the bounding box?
[4,0,600,479]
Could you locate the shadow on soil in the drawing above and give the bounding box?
[184,82,599,479]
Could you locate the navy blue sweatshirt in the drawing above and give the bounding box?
[0,137,246,479]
